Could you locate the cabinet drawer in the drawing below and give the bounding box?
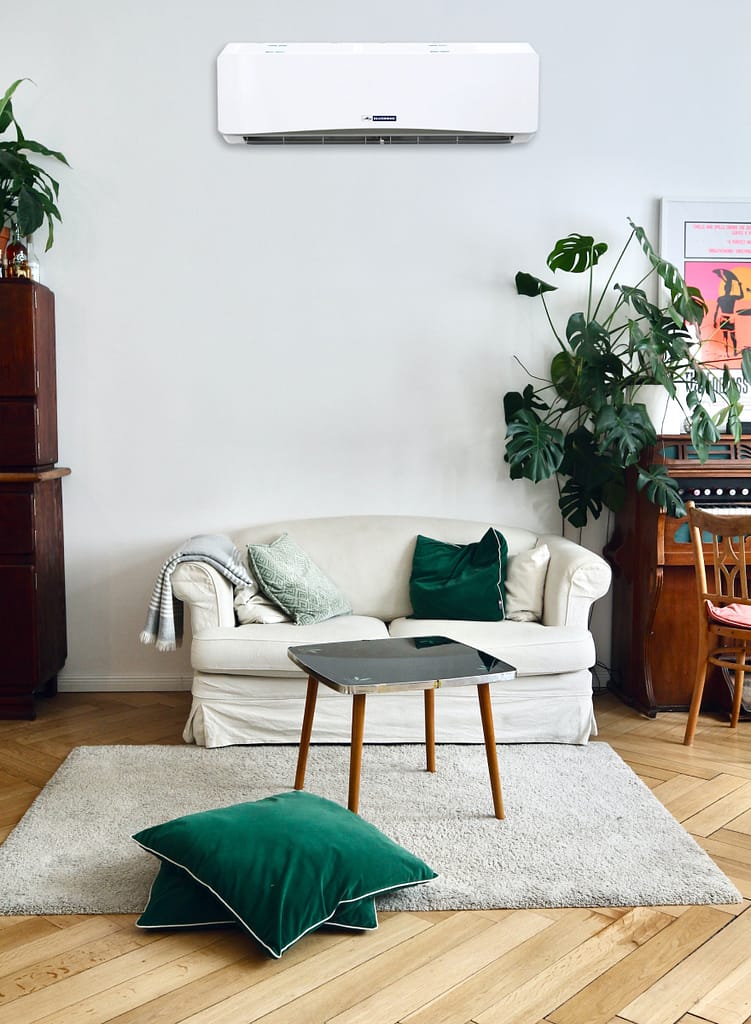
[0,401,39,466]
[0,565,37,685]
[0,492,34,553]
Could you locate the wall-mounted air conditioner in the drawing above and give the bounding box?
[217,42,539,145]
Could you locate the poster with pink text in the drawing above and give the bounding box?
[660,198,751,372]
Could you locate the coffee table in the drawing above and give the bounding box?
[287,636,516,819]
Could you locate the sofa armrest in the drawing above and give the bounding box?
[537,534,612,628]
[171,562,236,634]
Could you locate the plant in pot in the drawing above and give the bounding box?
[502,218,751,529]
[0,78,69,279]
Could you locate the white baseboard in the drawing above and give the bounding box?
[58,676,192,693]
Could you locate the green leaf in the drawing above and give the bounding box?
[616,285,659,321]
[557,426,626,526]
[558,477,604,528]
[0,79,27,134]
[16,185,44,235]
[742,348,751,384]
[688,404,721,461]
[636,465,686,518]
[628,218,707,324]
[594,403,657,467]
[504,409,565,482]
[515,271,557,297]
[503,384,548,423]
[547,234,608,274]
[14,137,68,166]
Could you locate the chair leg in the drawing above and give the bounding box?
[684,654,710,746]
[730,658,746,729]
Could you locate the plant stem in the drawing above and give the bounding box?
[592,229,636,323]
[541,294,566,350]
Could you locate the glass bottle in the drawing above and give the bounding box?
[24,234,40,282]
[5,223,31,279]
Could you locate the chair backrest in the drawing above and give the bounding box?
[686,500,751,608]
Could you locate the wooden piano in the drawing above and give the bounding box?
[605,433,751,715]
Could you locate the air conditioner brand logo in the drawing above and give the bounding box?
[361,114,397,122]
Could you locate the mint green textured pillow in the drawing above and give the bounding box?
[247,533,352,625]
[409,527,508,621]
[136,859,378,932]
[132,791,436,958]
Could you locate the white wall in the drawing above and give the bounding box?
[6,0,751,690]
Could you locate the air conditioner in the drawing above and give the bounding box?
[217,42,539,145]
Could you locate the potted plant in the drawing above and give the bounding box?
[0,78,69,276]
[502,218,751,529]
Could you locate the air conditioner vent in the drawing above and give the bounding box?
[241,133,515,146]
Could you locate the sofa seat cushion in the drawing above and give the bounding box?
[387,618,594,676]
[191,616,389,675]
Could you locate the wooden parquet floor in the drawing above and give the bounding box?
[0,689,750,1024]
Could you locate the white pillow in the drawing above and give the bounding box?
[234,584,291,625]
[504,544,550,623]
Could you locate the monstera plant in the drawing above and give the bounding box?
[0,78,68,250]
[503,218,751,529]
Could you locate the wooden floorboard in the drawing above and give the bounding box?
[0,690,750,1024]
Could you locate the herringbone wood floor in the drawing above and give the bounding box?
[0,690,750,1024]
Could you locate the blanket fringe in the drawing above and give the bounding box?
[139,630,155,646]
[156,639,178,653]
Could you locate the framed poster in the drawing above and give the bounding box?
[660,197,751,371]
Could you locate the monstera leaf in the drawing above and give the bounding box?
[636,465,685,518]
[547,234,608,274]
[515,271,557,297]
[594,404,657,467]
[504,409,564,482]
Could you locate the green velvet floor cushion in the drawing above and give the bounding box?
[132,791,436,958]
[136,859,378,932]
[409,527,508,621]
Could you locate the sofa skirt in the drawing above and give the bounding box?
[182,670,598,747]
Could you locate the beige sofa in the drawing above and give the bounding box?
[172,515,611,748]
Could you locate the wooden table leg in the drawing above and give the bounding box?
[477,683,505,819]
[424,688,436,773]
[348,693,367,814]
[294,676,319,791]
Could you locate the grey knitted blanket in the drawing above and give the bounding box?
[139,534,253,651]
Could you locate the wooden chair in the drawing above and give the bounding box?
[683,500,751,745]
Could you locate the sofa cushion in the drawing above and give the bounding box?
[408,528,508,621]
[247,533,352,625]
[388,618,595,676]
[504,543,550,623]
[191,616,389,675]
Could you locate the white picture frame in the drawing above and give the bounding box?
[660,197,751,423]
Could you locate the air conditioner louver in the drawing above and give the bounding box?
[241,133,515,145]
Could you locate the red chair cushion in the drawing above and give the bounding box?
[707,601,751,628]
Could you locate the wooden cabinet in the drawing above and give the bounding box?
[605,434,751,715]
[0,280,68,719]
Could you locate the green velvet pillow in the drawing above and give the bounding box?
[409,527,508,621]
[136,859,378,932]
[132,791,436,958]
[247,533,352,625]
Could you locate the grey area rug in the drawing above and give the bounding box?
[0,742,741,914]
